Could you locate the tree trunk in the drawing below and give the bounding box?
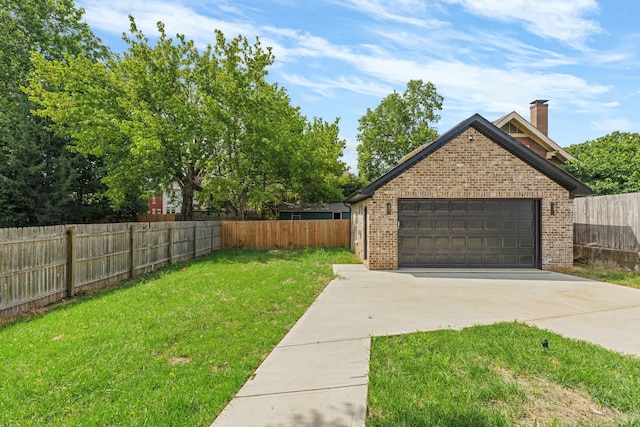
[238,189,248,221]
[223,202,239,220]
[181,185,194,221]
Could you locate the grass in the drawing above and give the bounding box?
[368,322,640,427]
[0,247,359,427]
[552,263,640,290]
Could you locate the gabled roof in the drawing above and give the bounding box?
[345,114,592,204]
[493,111,574,162]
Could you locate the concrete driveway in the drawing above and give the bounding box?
[211,265,640,427]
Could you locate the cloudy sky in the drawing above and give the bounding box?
[76,0,640,172]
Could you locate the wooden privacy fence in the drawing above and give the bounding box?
[573,193,640,268]
[221,220,350,249]
[0,221,221,320]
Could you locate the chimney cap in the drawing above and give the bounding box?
[530,99,549,105]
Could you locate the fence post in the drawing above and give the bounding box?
[168,225,174,264]
[193,223,198,259]
[129,225,135,278]
[66,226,76,297]
[210,222,214,253]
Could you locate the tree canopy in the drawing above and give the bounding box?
[356,80,443,182]
[27,17,346,220]
[561,131,640,195]
[0,0,132,227]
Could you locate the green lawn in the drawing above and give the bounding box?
[552,263,640,290]
[368,322,640,427]
[0,248,359,427]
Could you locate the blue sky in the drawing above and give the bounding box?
[76,0,640,173]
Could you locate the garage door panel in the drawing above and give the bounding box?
[434,201,449,212]
[399,254,416,265]
[486,236,500,248]
[484,254,500,264]
[398,199,538,268]
[486,220,500,230]
[468,219,483,230]
[416,253,434,264]
[485,201,502,212]
[519,219,532,229]
[418,220,433,230]
[400,219,417,230]
[434,254,450,264]
[399,201,418,214]
[502,254,517,264]
[503,237,517,248]
[451,220,466,230]
[519,237,533,248]
[435,219,449,229]
[503,220,517,230]
[435,237,449,247]
[451,237,466,247]
[451,254,466,264]
[450,201,467,212]
[468,254,483,264]
[416,202,433,212]
[519,254,534,264]
[468,237,483,249]
[418,237,434,248]
[399,237,417,251]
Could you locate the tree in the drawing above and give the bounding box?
[0,0,118,227]
[561,131,640,195]
[28,18,347,220]
[338,173,366,199]
[356,80,443,181]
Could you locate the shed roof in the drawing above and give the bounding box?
[345,114,592,204]
[277,202,349,212]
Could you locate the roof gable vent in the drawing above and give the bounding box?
[500,122,523,134]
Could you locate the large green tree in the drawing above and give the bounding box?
[28,18,346,220]
[0,0,125,227]
[356,80,443,181]
[562,131,640,195]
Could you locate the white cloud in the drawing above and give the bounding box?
[593,118,640,132]
[442,0,602,49]
[78,0,259,47]
[340,136,359,172]
[333,0,449,28]
[281,74,392,98]
[77,0,624,156]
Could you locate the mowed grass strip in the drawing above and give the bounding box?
[368,322,640,427]
[0,248,359,427]
[553,263,640,290]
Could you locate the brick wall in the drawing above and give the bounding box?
[513,136,562,166]
[350,200,370,269]
[351,129,573,270]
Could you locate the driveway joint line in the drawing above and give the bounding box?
[525,304,640,322]
[236,383,369,399]
[278,336,371,348]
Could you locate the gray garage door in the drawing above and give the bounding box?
[398,199,539,268]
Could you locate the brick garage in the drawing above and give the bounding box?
[346,114,591,270]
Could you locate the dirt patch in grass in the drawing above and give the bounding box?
[495,367,626,426]
[169,356,191,365]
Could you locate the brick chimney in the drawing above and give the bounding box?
[530,100,549,136]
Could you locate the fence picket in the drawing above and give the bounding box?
[0,221,221,320]
[220,220,350,249]
[0,219,346,320]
